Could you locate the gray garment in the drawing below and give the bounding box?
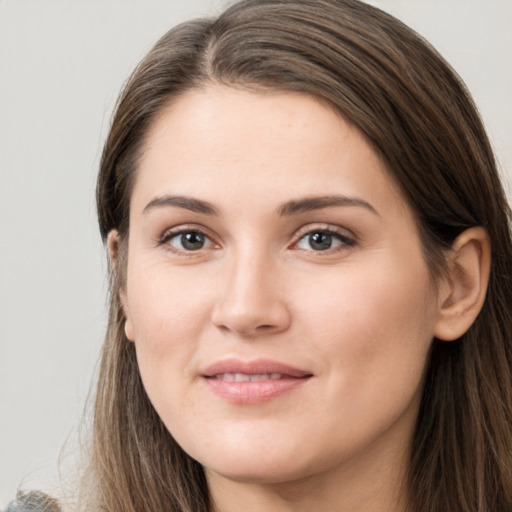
[3,491,60,512]
[4,503,41,512]
[4,505,37,512]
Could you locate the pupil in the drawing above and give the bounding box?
[181,232,204,250]
[309,232,332,250]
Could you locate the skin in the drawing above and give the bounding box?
[114,86,488,512]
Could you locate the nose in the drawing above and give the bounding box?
[211,253,291,338]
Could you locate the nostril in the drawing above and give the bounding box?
[211,289,292,336]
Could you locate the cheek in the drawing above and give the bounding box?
[126,261,210,341]
[125,267,214,422]
[289,262,435,460]
[124,261,216,404]
[297,255,436,387]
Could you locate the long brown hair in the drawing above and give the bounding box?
[92,1,512,511]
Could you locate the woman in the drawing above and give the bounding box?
[7,0,512,511]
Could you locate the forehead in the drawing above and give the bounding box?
[132,85,409,218]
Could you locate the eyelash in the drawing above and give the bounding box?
[292,225,356,253]
[157,225,218,255]
[157,224,356,256]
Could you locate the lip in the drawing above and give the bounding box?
[202,358,312,378]
[201,358,313,404]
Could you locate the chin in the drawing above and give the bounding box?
[204,460,311,485]
[195,442,324,486]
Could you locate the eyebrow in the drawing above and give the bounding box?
[142,193,379,217]
[278,195,379,216]
[143,195,219,215]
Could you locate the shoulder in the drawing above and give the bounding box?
[3,504,36,512]
[2,491,61,512]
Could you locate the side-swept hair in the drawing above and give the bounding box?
[93,1,512,511]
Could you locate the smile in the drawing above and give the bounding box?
[201,359,313,404]
[214,373,286,381]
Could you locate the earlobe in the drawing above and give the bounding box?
[124,316,135,342]
[434,227,491,341]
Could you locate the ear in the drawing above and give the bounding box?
[107,229,120,266]
[107,230,135,342]
[434,227,491,341]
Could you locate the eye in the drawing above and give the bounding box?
[163,230,215,252]
[295,229,355,252]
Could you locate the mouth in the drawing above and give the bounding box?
[212,372,294,382]
[201,359,313,404]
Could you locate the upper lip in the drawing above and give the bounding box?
[201,358,312,378]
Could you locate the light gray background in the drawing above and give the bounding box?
[1,0,511,505]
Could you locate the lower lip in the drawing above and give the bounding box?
[203,376,311,404]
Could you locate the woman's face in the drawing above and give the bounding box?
[120,86,441,485]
